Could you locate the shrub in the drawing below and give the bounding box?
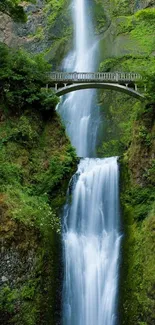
[0,44,59,115]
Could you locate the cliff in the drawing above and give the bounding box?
[0,1,154,324]
[96,1,155,324]
[0,108,77,324]
[0,0,73,68]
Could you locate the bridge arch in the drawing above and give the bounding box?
[56,83,144,101]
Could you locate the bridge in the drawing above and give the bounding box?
[47,72,145,100]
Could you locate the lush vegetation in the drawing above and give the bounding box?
[0,109,77,324]
[0,1,154,325]
[43,0,73,67]
[98,5,155,325]
[0,43,59,115]
[0,0,33,22]
[0,26,76,325]
[99,7,155,157]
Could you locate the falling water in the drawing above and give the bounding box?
[58,0,99,157]
[63,158,121,325]
[58,1,121,325]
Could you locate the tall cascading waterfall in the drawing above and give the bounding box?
[58,1,122,324]
[58,0,99,157]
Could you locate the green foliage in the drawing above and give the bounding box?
[0,0,34,22]
[43,0,73,68]
[0,162,23,187]
[99,25,155,158]
[35,146,76,194]
[143,159,155,185]
[6,187,60,232]
[142,72,155,102]
[0,43,59,114]
[109,0,132,17]
[98,139,124,157]
[97,90,144,157]
[93,0,107,34]
[0,279,41,325]
[135,8,155,22]
[137,125,152,147]
[125,185,155,221]
[100,54,155,75]
[98,5,155,325]
[0,285,19,313]
[28,26,44,41]
[116,16,134,35]
[0,111,77,235]
[0,109,77,323]
[120,162,155,325]
[45,0,67,26]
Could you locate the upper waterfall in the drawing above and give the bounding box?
[58,0,99,157]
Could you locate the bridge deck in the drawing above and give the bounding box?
[50,72,142,83]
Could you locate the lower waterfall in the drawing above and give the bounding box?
[62,157,121,325]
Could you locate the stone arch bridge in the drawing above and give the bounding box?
[47,72,145,100]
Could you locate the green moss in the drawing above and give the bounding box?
[93,0,108,34]
[0,111,76,233]
[115,16,135,35]
[45,0,67,27]
[43,0,73,68]
[99,7,155,61]
[28,26,44,41]
[116,9,155,54]
[0,109,77,324]
[98,7,155,323]
[0,261,43,325]
[120,161,155,325]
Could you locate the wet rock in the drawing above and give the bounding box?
[1,275,8,283]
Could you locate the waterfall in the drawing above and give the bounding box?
[63,158,121,325]
[58,1,121,324]
[58,0,99,157]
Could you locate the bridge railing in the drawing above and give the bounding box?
[50,72,142,82]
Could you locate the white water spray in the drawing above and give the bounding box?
[58,1,121,325]
[58,0,99,157]
[63,158,121,325]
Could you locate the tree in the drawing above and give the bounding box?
[0,0,33,22]
[0,43,59,114]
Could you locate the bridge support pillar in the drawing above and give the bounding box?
[135,83,138,91]
[125,83,128,88]
[116,73,119,82]
[64,83,67,88]
[55,83,58,91]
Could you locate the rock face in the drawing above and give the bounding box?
[94,0,155,61]
[0,0,73,68]
[0,14,13,45]
[0,1,48,52]
[0,111,77,325]
[96,2,155,324]
[137,0,155,9]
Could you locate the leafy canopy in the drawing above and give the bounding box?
[0,0,34,22]
[0,43,59,114]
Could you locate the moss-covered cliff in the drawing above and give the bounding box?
[0,42,78,322]
[0,0,73,69]
[0,1,154,324]
[96,2,155,324]
[119,106,155,325]
[0,2,76,324]
[0,108,77,325]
